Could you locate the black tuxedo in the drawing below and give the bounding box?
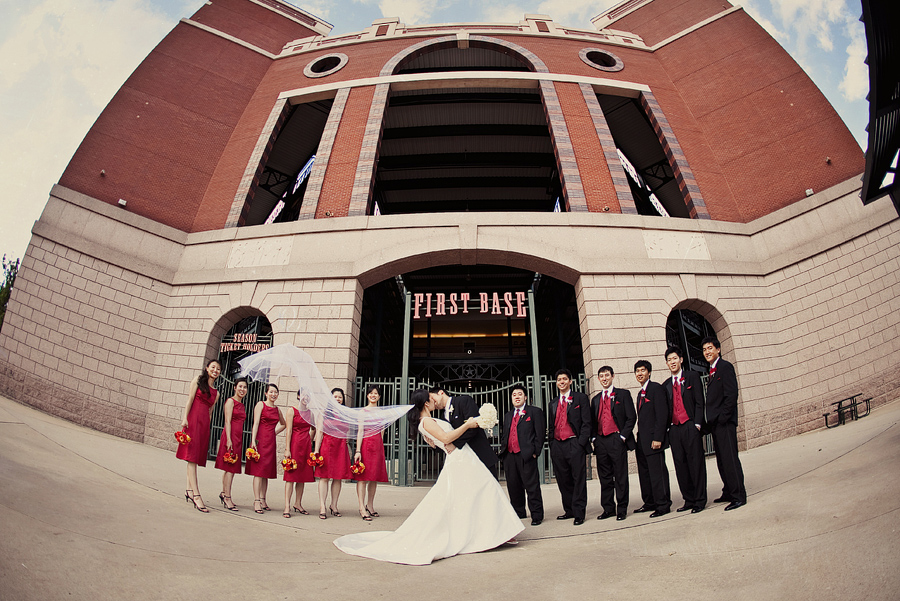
[446,394,498,472]
[705,358,746,504]
[664,370,708,508]
[590,387,636,517]
[547,390,591,520]
[635,381,671,512]
[500,404,545,521]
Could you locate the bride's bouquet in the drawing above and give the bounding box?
[475,404,499,432]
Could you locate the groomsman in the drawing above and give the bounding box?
[663,346,708,513]
[701,336,747,510]
[633,360,672,517]
[547,369,592,526]
[590,366,636,521]
[499,384,545,526]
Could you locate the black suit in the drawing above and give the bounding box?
[664,370,708,509]
[635,381,671,512]
[590,387,636,518]
[447,395,498,472]
[500,404,545,521]
[547,390,591,520]
[705,358,746,504]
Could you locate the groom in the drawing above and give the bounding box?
[429,386,498,474]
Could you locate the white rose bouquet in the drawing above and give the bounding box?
[475,404,499,431]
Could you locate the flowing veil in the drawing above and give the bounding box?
[238,343,411,440]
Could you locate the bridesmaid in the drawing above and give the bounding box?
[214,376,248,511]
[247,383,286,514]
[177,359,221,513]
[282,389,315,518]
[355,384,390,521]
[313,387,352,519]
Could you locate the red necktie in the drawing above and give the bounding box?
[710,367,717,377]
[509,411,521,453]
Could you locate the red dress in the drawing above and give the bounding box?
[356,432,389,483]
[317,434,351,480]
[175,386,218,466]
[284,408,315,483]
[214,398,246,474]
[246,404,279,479]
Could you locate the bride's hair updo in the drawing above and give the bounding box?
[407,389,430,439]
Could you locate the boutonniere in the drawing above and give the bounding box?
[447,402,454,414]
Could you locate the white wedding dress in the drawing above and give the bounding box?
[333,418,525,565]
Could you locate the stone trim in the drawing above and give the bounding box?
[579,83,638,214]
[347,83,390,217]
[639,91,710,220]
[579,47,625,73]
[298,88,350,220]
[225,98,291,228]
[541,80,588,212]
[303,53,348,78]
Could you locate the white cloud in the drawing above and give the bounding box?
[838,19,868,102]
[0,0,178,260]
[375,0,444,24]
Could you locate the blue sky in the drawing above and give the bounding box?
[0,0,869,262]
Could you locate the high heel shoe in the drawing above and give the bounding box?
[329,506,342,517]
[191,494,209,513]
[254,499,264,514]
[185,490,193,503]
[359,509,373,522]
[293,506,309,515]
[220,494,238,511]
[260,500,271,511]
[365,505,379,518]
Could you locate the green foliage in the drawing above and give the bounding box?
[0,254,20,331]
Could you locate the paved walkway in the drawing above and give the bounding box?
[0,394,898,600]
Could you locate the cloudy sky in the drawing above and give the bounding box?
[0,0,869,263]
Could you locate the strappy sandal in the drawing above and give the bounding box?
[329,506,342,517]
[365,505,379,517]
[319,512,327,520]
[359,509,373,522]
[191,494,209,513]
[219,493,238,511]
[283,511,292,518]
[293,506,309,515]
[254,499,264,514]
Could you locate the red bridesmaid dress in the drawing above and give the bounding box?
[317,434,351,480]
[176,386,218,466]
[214,398,246,473]
[356,432,389,483]
[284,408,315,483]
[246,404,279,479]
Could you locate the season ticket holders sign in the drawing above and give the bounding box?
[412,292,528,320]
[220,333,271,353]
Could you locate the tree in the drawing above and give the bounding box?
[0,254,19,331]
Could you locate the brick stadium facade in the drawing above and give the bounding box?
[0,0,896,453]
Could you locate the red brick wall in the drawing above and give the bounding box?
[611,0,735,46]
[555,82,620,212]
[316,86,375,218]
[190,0,320,54]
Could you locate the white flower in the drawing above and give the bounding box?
[475,404,498,431]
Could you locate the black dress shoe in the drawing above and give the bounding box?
[724,500,745,511]
[573,518,584,526]
[691,506,704,514]
[531,518,542,526]
[557,514,574,520]
[676,505,692,512]
[713,496,730,503]
[597,511,615,520]
[649,509,670,518]
[633,505,654,514]
[616,515,626,521]
[517,514,527,519]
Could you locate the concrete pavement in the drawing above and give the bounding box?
[0,393,898,600]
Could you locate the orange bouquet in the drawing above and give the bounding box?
[223,451,239,465]
[307,452,324,467]
[174,430,191,445]
[281,457,298,472]
[245,448,261,462]
[350,460,366,475]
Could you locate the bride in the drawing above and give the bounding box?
[333,389,525,565]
